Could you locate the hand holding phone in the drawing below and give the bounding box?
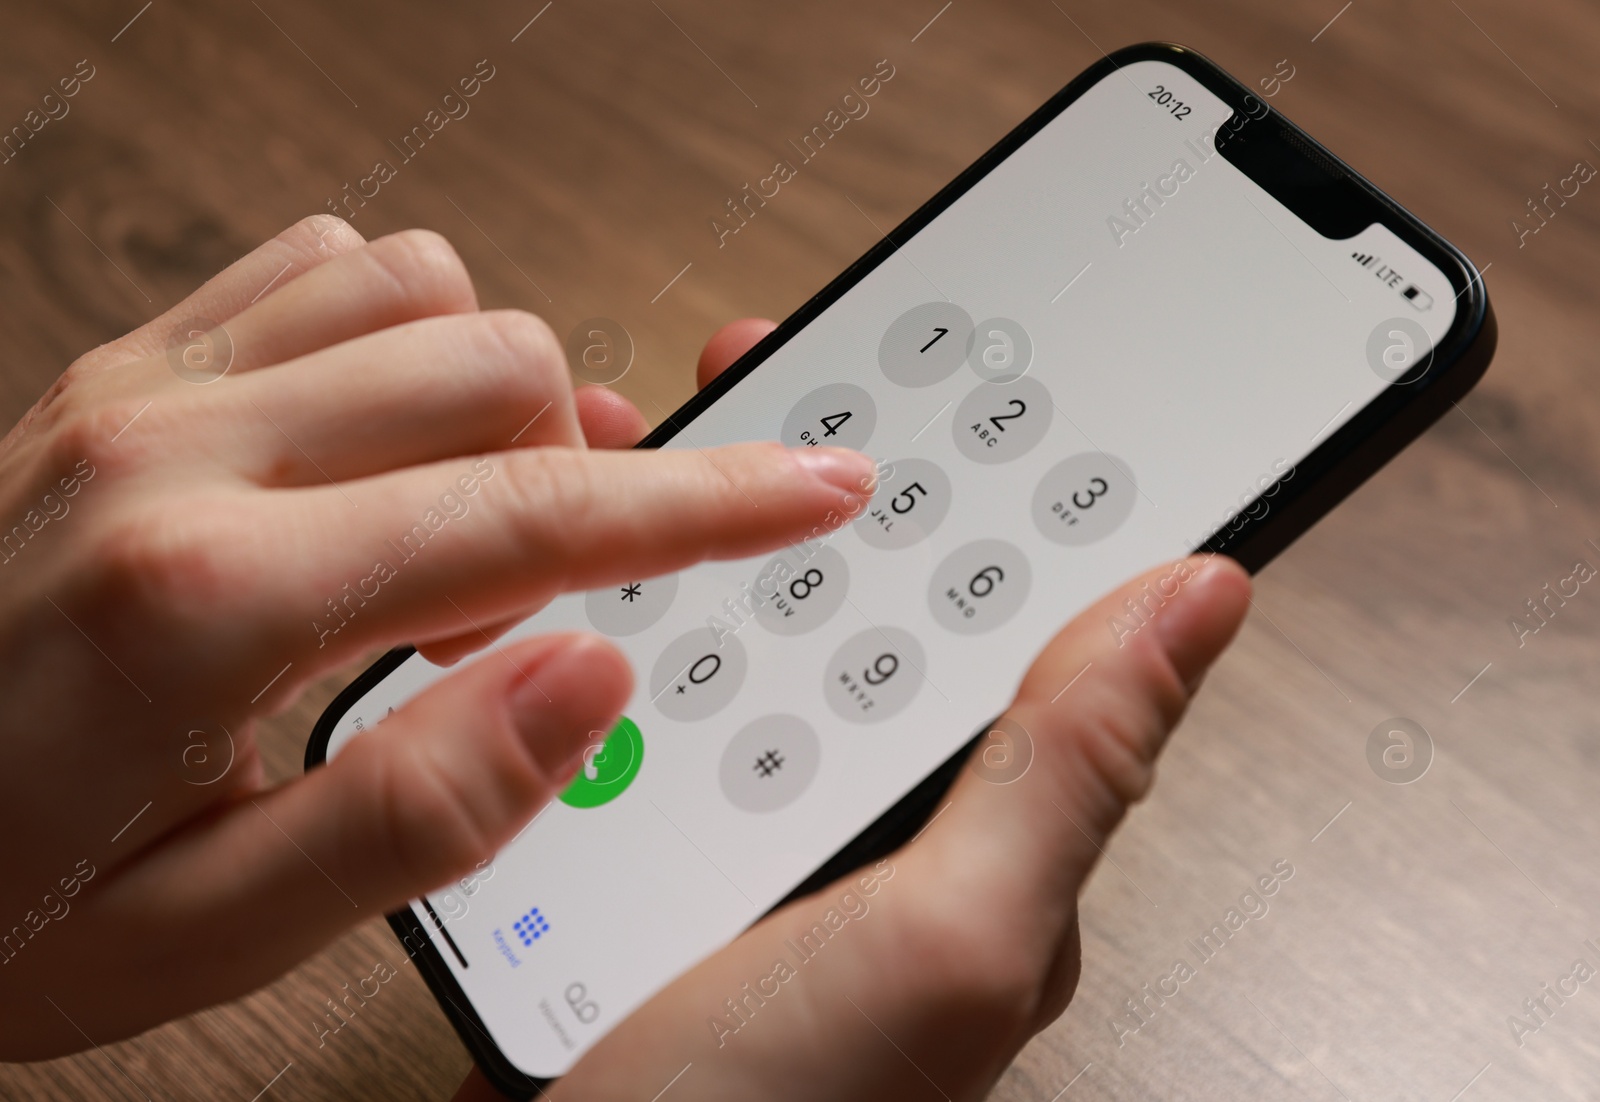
[0,218,870,1060]
[316,42,1491,1096]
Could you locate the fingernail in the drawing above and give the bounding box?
[1155,555,1249,690]
[1154,557,1219,649]
[507,641,624,780]
[790,447,877,495]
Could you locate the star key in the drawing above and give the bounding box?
[620,583,642,603]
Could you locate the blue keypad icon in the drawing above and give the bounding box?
[513,907,550,947]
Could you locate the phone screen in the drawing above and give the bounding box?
[319,56,1464,1079]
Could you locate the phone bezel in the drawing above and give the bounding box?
[305,41,1495,1097]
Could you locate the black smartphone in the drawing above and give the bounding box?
[307,42,1494,1096]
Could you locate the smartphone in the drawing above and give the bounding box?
[307,42,1494,1095]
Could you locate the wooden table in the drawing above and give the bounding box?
[3,1,1598,1098]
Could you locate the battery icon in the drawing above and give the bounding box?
[1401,284,1433,311]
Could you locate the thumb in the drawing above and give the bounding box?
[278,631,629,905]
[82,633,628,1029]
[902,555,1251,965]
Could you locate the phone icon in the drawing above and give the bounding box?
[558,717,644,809]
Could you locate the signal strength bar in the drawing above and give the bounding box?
[1351,251,1378,268]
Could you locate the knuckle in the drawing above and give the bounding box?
[468,311,581,441]
[50,356,98,403]
[47,402,153,482]
[86,501,242,628]
[368,718,544,888]
[1073,705,1162,808]
[498,447,596,568]
[479,309,564,374]
[1067,652,1187,810]
[368,228,474,308]
[382,747,496,885]
[21,360,92,426]
[284,213,363,255]
[460,317,563,410]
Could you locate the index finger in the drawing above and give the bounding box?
[248,442,878,680]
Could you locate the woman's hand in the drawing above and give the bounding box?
[456,320,1253,1102]
[0,220,875,1058]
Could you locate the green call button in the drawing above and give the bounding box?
[559,716,643,808]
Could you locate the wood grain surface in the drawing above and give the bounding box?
[2,1,1598,1099]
